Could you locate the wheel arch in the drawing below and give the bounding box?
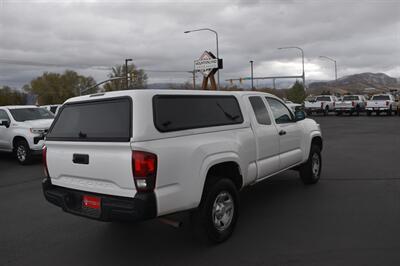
[12,136,28,150]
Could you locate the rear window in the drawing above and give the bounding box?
[316,96,331,101]
[372,95,390,101]
[153,95,243,132]
[343,96,359,101]
[47,98,131,142]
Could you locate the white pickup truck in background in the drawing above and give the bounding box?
[365,94,399,116]
[42,90,323,243]
[304,95,338,116]
[335,95,367,116]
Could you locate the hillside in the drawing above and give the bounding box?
[308,73,400,94]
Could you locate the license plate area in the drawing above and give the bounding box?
[81,195,101,218]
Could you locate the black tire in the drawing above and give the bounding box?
[14,140,32,165]
[299,145,321,185]
[323,106,329,116]
[191,178,239,244]
[355,106,360,116]
[387,107,392,116]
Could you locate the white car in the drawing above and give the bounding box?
[365,94,399,116]
[284,100,302,112]
[42,90,322,243]
[0,106,54,164]
[42,104,61,115]
[304,95,338,116]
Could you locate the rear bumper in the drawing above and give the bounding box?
[42,177,157,222]
[366,107,389,111]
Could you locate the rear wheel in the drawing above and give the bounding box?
[14,140,32,165]
[299,145,321,185]
[191,178,239,244]
[323,106,329,116]
[387,106,392,116]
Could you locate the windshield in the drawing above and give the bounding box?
[9,108,54,122]
[372,95,390,101]
[316,96,331,101]
[343,96,359,101]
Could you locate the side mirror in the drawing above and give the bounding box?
[0,120,10,128]
[294,110,306,121]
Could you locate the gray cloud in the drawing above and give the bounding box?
[0,0,399,88]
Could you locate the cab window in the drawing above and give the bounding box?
[266,97,294,124]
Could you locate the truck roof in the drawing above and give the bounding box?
[64,89,278,104]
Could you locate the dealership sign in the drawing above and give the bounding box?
[194,51,222,77]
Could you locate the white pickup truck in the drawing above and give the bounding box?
[304,95,337,116]
[335,95,367,116]
[0,106,54,164]
[42,90,322,243]
[365,94,399,116]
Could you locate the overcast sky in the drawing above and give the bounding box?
[0,0,399,88]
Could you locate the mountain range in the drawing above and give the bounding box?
[308,72,400,94]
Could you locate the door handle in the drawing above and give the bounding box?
[279,130,286,136]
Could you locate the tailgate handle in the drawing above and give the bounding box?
[73,154,89,165]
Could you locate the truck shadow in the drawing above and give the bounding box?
[93,171,311,261]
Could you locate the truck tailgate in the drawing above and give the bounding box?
[47,141,135,197]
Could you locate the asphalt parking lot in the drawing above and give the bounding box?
[1,115,400,266]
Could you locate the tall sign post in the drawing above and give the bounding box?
[194,51,223,90]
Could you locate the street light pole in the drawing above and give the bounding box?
[278,46,305,90]
[125,58,132,89]
[184,28,219,89]
[319,56,337,81]
[249,60,254,90]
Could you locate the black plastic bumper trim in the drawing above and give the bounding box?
[42,177,157,222]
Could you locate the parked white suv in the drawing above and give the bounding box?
[0,106,54,164]
[42,90,322,243]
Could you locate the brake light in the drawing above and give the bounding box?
[333,101,336,107]
[352,101,355,107]
[386,101,389,106]
[132,151,157,192]
[43,146,49,177]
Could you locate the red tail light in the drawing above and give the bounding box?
[132,151,157,192]
[333,101,336,107]
[386,101,389,106]
[43,146,49,177]
[365,102,368,107]
[352,101,355,107]
[321,102,324,108]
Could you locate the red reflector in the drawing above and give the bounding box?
[82,195,101,209]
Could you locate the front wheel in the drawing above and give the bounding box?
[299,145,322,185]
[191,178,239,244]
[15,140,32,165]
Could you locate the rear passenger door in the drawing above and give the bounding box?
[265,97,303,169]
[247,96,280,179]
